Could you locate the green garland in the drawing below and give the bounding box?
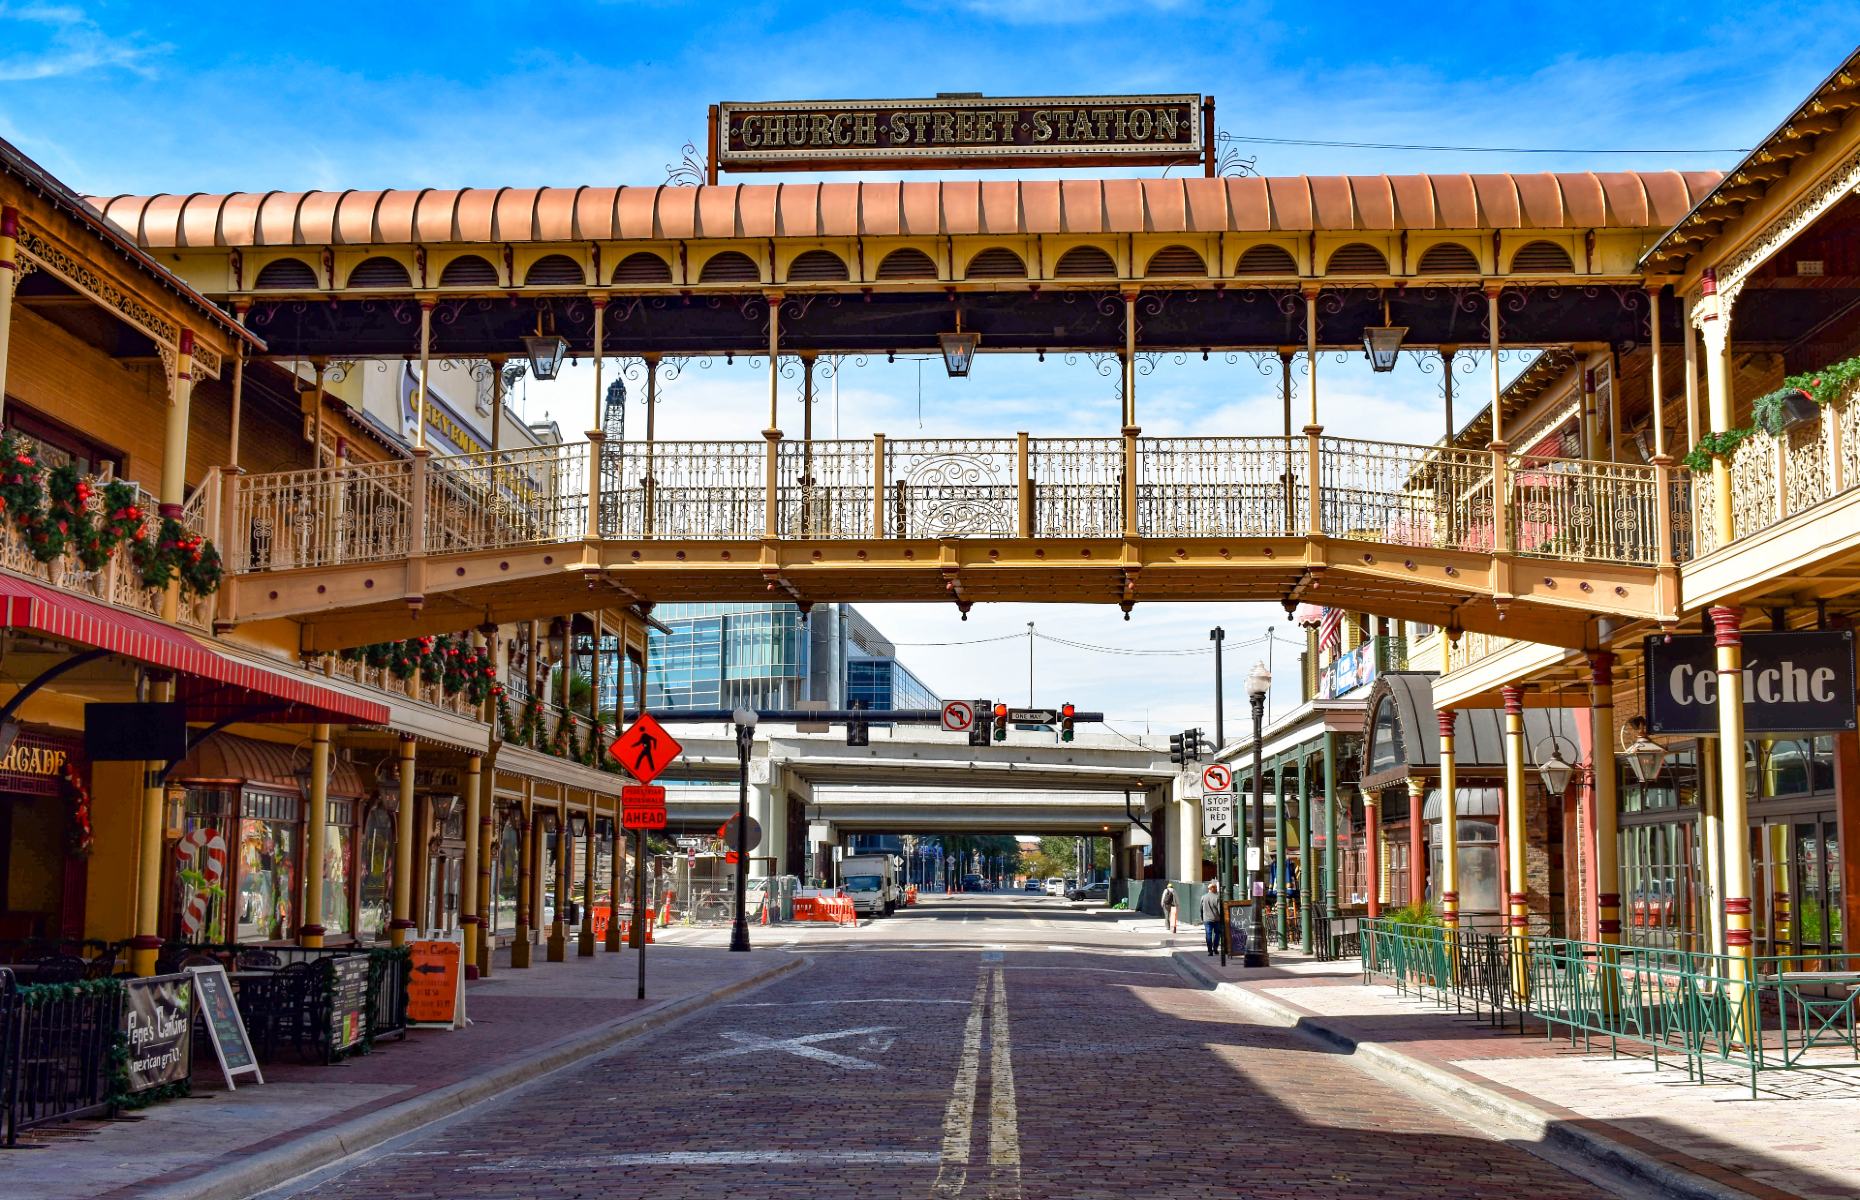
[496,687,517,742]
[0,435,218,595]
[1684,351,1860,472]
[519,693,544,747]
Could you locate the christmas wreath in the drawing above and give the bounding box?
[64,760,94,858]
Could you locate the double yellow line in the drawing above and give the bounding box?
[931,962,1020,1199]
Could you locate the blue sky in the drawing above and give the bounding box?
[6,3,1857,735]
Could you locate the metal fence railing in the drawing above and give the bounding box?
[1354,920,1860,1095]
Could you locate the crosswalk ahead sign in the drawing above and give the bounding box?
[1202,793,1235,838]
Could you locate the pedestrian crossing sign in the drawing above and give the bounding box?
[611,713,683,785]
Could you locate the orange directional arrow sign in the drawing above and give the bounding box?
[610,714,683,785]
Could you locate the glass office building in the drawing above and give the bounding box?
[621,602,938,715]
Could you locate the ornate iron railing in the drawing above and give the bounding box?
[1138,436,1300,537]
[1510,456,1664,565]
[223,436,1689,574]
[1029,437,1122,537]
[778,439,874,540]
[880,438,1016,538]
[1697,378,1860,555]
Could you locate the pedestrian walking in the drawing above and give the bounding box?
[1160,881,1179,933]
[1199,881,1223,956]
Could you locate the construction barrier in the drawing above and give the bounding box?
[792,895,858,925]
[905,886,918,906]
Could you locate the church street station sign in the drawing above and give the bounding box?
[715,94,1207,172]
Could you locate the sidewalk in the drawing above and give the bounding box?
[0,941,803,1200]
[1173,942,1860,1200]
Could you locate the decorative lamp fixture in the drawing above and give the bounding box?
[523,311,569,381]
[732,706,759,730]
[1362,295,1407,373]
[939,310,980,378]
[1245,660,1272,700]
[1619,716,1667,785]
[1533,734,1577,797]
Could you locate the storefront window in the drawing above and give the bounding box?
[1621,820,1700,951]
[170,787,234,943]
[323,823,353,938]
[492,820,520,933]
[234,799,299,942]
[357,804,395,940]
[1457,820,1501,922]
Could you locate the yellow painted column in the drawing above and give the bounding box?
[159,330,196,624]
[390,735,417,946]
[1501,685,1530,999]
[764,293,782,538]
[1699,733,1726,957]
[0,206,18,423]
[512,781,534,968]
[300,724,331,948]
[461,751,482,972]
[1709,606,1756,1036]
[131,680,173,975]
[1437,710,1460,933]
[548,801,568,961]
[1588,653,1622,1014]
[1698,269,1734,546]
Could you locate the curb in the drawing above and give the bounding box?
[1172,953,1760,1200]
[140,954,808,1200]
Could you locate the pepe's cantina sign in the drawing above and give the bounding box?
[717,94,1204,171]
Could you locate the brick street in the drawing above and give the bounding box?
[274,895,1606,1200]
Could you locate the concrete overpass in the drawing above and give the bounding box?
[643,726,1204,884]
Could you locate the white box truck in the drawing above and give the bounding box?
[838,853,899,917]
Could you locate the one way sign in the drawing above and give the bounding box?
[1201,793,1236,838]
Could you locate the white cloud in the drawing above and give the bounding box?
[0,2,166,82]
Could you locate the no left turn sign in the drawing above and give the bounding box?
[1202,764,1233,793]
[941,700,976,733]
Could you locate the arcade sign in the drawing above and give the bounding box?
[715,94,1206,173]
[1642,631,1857,735]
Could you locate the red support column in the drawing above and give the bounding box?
[1364,790,1381,918]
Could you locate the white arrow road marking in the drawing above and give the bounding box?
[988,966,1022,1200]
[692,1026,897,1071]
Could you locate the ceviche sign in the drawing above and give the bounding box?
[1643,631,1857,735]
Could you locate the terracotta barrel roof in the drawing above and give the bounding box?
[92,172,1722,249]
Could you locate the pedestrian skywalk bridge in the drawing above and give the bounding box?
[211,431,1686,651]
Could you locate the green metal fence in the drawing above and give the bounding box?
[1358,919,1860,1096]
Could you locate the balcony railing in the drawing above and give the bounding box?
[1696,379,1860,556]
[321,655,481,721]
[223,435,1682,573]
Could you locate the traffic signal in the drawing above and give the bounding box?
[1186,727,1204,762]
[847,701,869,746]
[1060,703,1075,742]
[969,699,991,747]
[1169,731,1187,765]
[992,702,1008,742]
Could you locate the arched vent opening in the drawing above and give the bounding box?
[1233,244,1297,275]
[524,254,586,286]
[254,258,318,290]
[1415,243,1480,274]
[1510,240,1575,273]
[1054,245,1118,277]
[1326,242,1389,274]
[875,248,938,279]
[1145,245,1206,277]
[964,247,1027,279]
[786,250,850,282]
[611,252,672,284]
[698,251,761,284]
[438,255,499,287]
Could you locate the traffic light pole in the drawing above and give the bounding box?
[729,719,753,953]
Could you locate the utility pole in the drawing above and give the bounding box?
[1027,621,1035,706]
[1210,627,1226,750]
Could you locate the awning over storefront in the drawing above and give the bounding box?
[0,573,389,725]
[1421,786,1503,820]
[170,731,368,796]
[1361,672,1581,791]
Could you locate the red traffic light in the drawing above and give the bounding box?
[1061,703,1075,718]
[993,703,1008,719]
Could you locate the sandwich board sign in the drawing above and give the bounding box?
[185,964,263,1089]
[407,931,468,1029]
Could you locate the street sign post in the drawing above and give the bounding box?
[1202,764,1233,794]
[1202,794,1236,838]
[621,784,667,831]
[611,714,684,785]
[940,700,976,733]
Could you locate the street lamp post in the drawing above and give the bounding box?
[1246,661,1272,967]
[729,707,757,952]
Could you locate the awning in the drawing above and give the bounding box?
[170,731,368,796]
[0,572,389,725]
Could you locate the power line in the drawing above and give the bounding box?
[1223,134,1747,155]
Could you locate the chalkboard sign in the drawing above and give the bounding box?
[185,964,263,1089]
[122,974,192,1094]
[328,955,369,1054]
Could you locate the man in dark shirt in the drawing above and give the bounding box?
[1198,881,1223,956]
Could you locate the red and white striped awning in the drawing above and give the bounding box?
[0,573,388,725]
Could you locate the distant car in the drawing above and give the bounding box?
[1067,880,1111,903]
[1044,877,1067,895]
[961,874,986,892]
[1023,879,1042,892]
